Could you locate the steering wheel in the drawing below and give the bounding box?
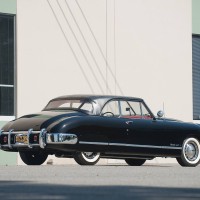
[102,112,114,117]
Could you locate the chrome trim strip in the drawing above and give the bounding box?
[79,141,182,150]
[79,141,108,145]
[46,133,78,144]
[101,156,153,159]
[8,129,13,149]
[109,143,182,150]
[162,146,182,150]
[0,84,14,87]
[109,143,161,148]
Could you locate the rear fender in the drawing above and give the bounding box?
[48,116,98,133]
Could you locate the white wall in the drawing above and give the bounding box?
[17,0,192,121]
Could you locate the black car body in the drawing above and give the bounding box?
[1,95,200,167]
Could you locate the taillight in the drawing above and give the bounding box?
[3,136,7,143]
[33,135,38,142]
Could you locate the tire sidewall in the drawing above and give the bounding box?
[19,151,48,165]
[125,159,146,166]
[81,152,100,163]
[180,138,200,167]
[74,152,100,165]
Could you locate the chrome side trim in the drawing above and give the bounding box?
[46,133,78,144]
[101,156,153,159]
[109,142,182,150]
[162,146,182,150]
[109,143,161,148]
[78,141,182,150]
[79,141,108,145]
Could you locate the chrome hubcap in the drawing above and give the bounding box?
[185,142,198,161]
[83,152,98,159]
[81,152,100,163]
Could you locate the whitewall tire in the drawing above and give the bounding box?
[74,152,100,165]
[176,138,200,167]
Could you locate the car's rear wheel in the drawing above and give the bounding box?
[176,138,200,167]
[74,152,100,165]
[125,159,146,166]
[19,151,48,165]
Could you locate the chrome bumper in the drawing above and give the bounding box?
[0,129,78,149]
[46,133,78,144]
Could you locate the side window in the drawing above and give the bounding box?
[141,103,152,119]
[128,101,142,116]
[120,101,134,116]
[101,100,120,117]
[121,101,142,118]
[80,102,93,112]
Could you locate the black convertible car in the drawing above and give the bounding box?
[1,95,200,167]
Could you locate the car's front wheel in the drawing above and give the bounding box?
[74,152,100,165]
[19,151,48,165]
[176,138,200,167]
[125,159,146,166]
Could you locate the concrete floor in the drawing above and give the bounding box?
[0,164,200,200]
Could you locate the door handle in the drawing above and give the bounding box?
[126,121,133,125]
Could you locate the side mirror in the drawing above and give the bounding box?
[157,110,164,118]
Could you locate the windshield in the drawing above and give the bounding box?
[44,99,93,113]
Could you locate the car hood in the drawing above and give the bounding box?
[2,110,86,131]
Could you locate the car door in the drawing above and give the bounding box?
[100,100,130,152]
[117,100,166,155]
